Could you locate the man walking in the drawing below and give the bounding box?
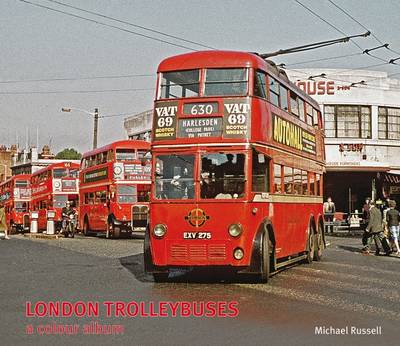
[386,200,400,255]
[362,201,390,255]
[323,197,335,233]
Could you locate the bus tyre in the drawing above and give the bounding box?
[314,230,323,261]
[305,229,315,264]
[153,273,168,283]
[114,227,121,239]
[83,218,90,236]
[260,231,270,283]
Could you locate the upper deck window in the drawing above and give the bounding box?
[254,71,267,98]
[15,180,28,188]
[160,70,200,99]
[204,68,248,96]
[53,169,68,178]
[268,76,280,107]
[116,149,136,161]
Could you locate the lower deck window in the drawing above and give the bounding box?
[200,153,246,199]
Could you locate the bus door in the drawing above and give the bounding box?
[95,190,108,229]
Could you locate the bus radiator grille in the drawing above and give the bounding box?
[170,244,226,261]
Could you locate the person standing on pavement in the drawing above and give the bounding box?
[362,197,371,227]
[323,197,336,233]
[0,205,9,239]
[386,200,400,255]
[362,201,391,255]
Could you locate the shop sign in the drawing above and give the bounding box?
[339,143,364,152]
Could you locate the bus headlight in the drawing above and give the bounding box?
[153,224,167,238]
[233,248,244,260]
[228,223,243,237]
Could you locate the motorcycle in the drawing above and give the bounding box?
[61,212,76,238]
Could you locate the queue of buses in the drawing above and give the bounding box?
[0,140,151,238]
[1,50,326,282]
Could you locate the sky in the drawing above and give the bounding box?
[1,0,400,154]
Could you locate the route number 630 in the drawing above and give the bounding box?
[190,104,213,115]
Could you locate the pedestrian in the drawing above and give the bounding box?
[386,200,400,256]
[323,197,335,233]
[362,201,391,255]
[0,205,10,240]
[362,197,371,228]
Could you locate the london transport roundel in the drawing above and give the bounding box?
[185,208,210,228]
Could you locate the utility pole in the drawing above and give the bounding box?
[93,108,99,149]
[61,107,99,150]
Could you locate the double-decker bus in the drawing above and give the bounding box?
[145,51,326,282]
[30,162,79,231]
[0,174,31,233]
[79,140,151,238]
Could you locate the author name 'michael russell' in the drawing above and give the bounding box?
[315,325,382,336]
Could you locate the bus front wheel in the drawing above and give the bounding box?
[83,218,90,236]
[259,231,270,283]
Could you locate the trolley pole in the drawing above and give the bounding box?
[93,108,99,149]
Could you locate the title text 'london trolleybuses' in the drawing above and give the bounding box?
[144,50,326,282]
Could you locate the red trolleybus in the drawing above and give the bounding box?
[30,162,79,231]
[79,140,151,238]
[145,51,326,282]
[0,174,31,233]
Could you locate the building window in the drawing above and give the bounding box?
[378,107,400,139]
[324,105,371,138]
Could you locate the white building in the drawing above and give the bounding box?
[287,69,400,212]
[11,146,79,175]
[124,110,152,142]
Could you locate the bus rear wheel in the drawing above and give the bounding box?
[314,227,323,261]
[259,231,270,283]
[153,273,169,282]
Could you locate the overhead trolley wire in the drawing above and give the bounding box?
[0,73,153,84]
[46,0,216,50]
[293,0,388,63]
[0,87,155,95]
[327,0,400,56]
[18,0,201,51]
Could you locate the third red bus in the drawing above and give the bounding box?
[79,140,151,238]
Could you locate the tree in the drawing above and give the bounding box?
[55,148,82,160]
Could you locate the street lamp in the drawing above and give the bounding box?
[61,107,99,149]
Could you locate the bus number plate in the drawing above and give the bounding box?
[183,232,211,239]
